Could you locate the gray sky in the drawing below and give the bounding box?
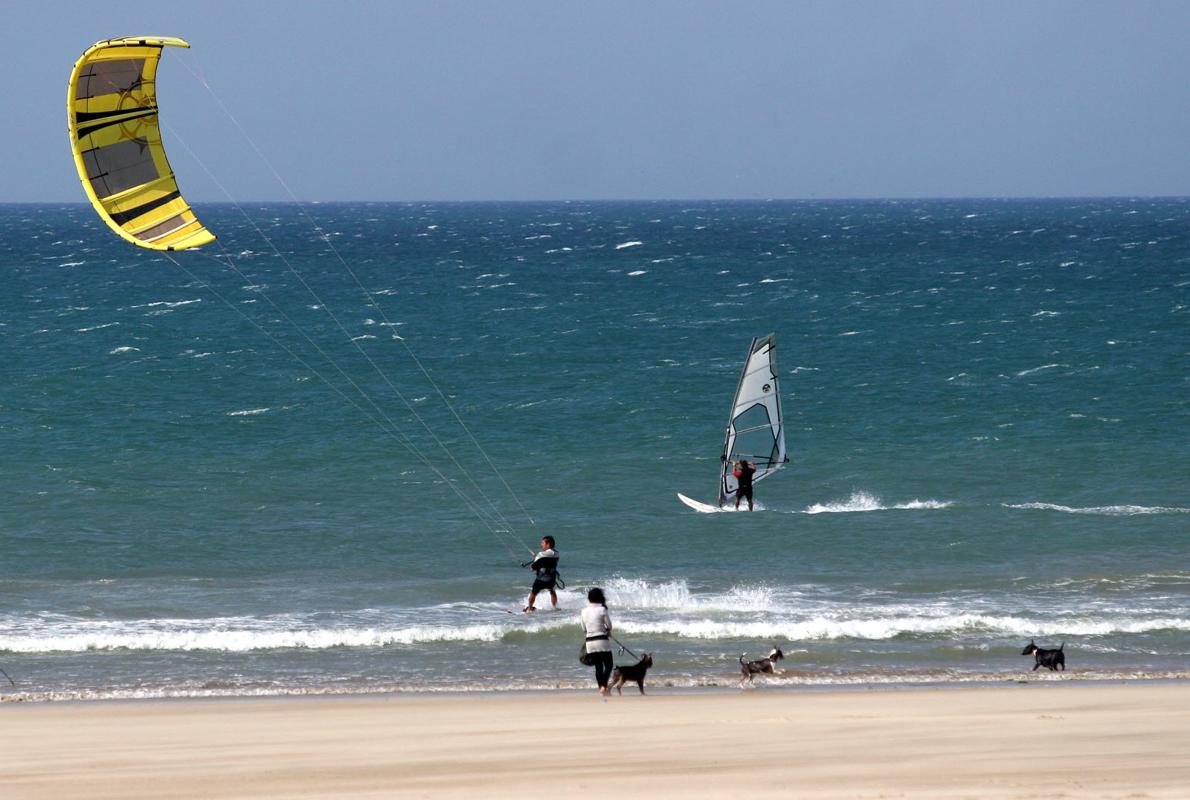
[12,1,1190,202]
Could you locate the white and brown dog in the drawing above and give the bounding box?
[739,646,784,684]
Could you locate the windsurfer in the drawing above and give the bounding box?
[734,459,756,511]
[523,536,560,612]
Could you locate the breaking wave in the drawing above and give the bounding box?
[617,614,1190,642]
[603,578,778,612]
[5,610,1187,655]
[0,623,515,654]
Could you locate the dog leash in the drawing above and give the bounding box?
[611,635,638,659]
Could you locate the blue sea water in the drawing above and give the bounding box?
[1,198,1187,700]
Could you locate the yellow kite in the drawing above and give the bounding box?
[67,37,214,251]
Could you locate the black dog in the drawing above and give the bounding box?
[1021,640,1065,671]
[610,653,653,695]
[739,646,785,684]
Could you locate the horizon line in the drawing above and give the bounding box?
[3,194,1189,206]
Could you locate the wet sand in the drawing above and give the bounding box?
[5,682,1189,798]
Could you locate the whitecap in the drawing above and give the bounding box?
[615,240,643,250]
[803,491,952,514]
[1004,502,1190,516]
[227,408,270,417]
[131,299,201,310]
[1015,363,1065,377]
[627,270,648,277]
[108,346,139,355]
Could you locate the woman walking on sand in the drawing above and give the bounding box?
[580,588,614,697]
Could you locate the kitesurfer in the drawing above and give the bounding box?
[523,536,559,612]
[733,459,756,511]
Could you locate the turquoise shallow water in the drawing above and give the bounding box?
[1,199,1187,699]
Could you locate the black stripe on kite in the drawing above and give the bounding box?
[108,190,182,226]
[74,108,158,141]
[75,106,157,126]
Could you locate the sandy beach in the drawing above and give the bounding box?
[4,682,1188,799]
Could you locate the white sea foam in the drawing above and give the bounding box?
[0,622,519,654]
[896,499,954,510]
[1005,502,1190,516]
[615,240,643,249]
[10,667,1190,702]
[1046,572,1190,592]
[76,322,118,333]
[108,346,139,355]
[802,491,953,514]
[627,270,648,276]
[227,408,271,417]
[617,613,1190,642]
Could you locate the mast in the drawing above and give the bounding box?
[718,336,759,507]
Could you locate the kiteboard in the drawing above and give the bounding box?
[678,334,789,512]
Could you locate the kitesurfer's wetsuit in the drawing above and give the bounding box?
[529,548,559,592]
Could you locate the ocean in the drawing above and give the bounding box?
[1,198,1187,700]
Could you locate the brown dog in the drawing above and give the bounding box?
[610,654,653,695]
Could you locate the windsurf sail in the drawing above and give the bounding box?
[718,334,787,506]
[68,36,215,251]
